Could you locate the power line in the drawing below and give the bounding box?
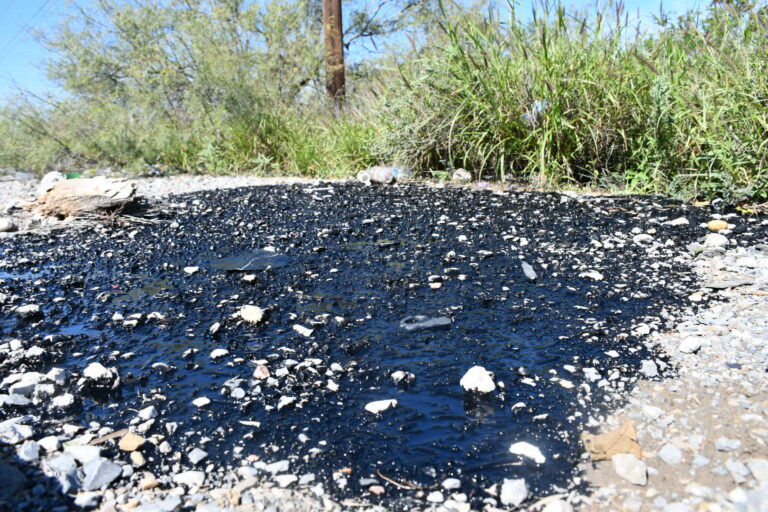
[0,0,18,19]
[0,0,54,64]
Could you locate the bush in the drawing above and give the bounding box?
[1,0,766,202]
[371,0,768,201]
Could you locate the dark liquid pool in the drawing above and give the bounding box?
[1,183,759,506]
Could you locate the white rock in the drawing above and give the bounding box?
[292,324,313,337]
[51,393,75,408]
[612,453,647,485]
[632,234,654,245]
[275,474,298,487]
[188,447,208,465]
[38,435,61,452]
[173,470,205,487]
[426,491,444,503]
[640,360,658,378]
[364,399,397,414]
[442,478,461,490]
[460,366,496,394]
[192,397,210,408]
[266,460,290,474]
[239,305,264,323]
[747,459,768,483]
[579,270,604,281]
[38,171,65,196]
[277,396,296,411]
[542,499,574,512]
[9,372,44,397]
[642,404,663,420]
[509,442,546,464]
[704,233,729,248]
[716,437,741,451]
[74,492,101,508]
[664,217,689,226]
[583,368,601,382]
[678,337,702,354]
[0,218,17,232]
[521,261,537,280]
[45,368,67,386]
[83,362,113,381]
[500,478,528,506]
[183,266,199,275]
[210,348,229,360]
[391,371,416,386]
[17,440,40,461]
[24,346,45,359]
[15,304,41,318]
[138,406,157,420]
[657,443,683,465]
[452,169,472,182]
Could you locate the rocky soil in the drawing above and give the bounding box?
[577,245,768,512]
[1,174,767,512]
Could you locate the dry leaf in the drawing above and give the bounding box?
[581,419,642,461]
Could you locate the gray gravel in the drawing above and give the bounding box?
[578,242,768,511]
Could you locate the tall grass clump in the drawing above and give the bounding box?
[373,0,768,201]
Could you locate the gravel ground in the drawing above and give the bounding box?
[1,174,767,512]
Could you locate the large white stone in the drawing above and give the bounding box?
[364,399,397,414]
[704,233,729,248]
[210,349,229,360]
[678,337,702,354]
[173,470,205,487]
[460,366,496,394]
[239,305,264,323]
[192,397,210,408]
[509,441,546,464]
[15,304,41,318]
[612,453,647,486]
[274,474,298,487]
[500,478,528,507]
[83,363,113,381]
[292,324,313,337]
[51,393,75,408]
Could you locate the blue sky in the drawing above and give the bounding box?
[0,0,701,101]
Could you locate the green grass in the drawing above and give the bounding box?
[371,0,768,202]
[0,0,766,202]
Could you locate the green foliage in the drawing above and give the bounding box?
[0,0,381,177]
[0,0,767,202]
[372,0,768,201]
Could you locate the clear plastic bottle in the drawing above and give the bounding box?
[369,166,395,184]
[357,166,412,184]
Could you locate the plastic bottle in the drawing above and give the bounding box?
[357,166,412,185]
[369,166,395,184]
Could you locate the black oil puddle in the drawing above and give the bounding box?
[1,183,764,506]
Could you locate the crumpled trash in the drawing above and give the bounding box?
[521,100,550,126]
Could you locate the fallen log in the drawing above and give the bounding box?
[32,177,136,217]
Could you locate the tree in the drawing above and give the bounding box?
[323,0,345,103]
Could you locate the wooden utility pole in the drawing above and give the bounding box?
[322,0,345,104]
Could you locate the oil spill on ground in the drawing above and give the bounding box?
[1,183,764,506]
